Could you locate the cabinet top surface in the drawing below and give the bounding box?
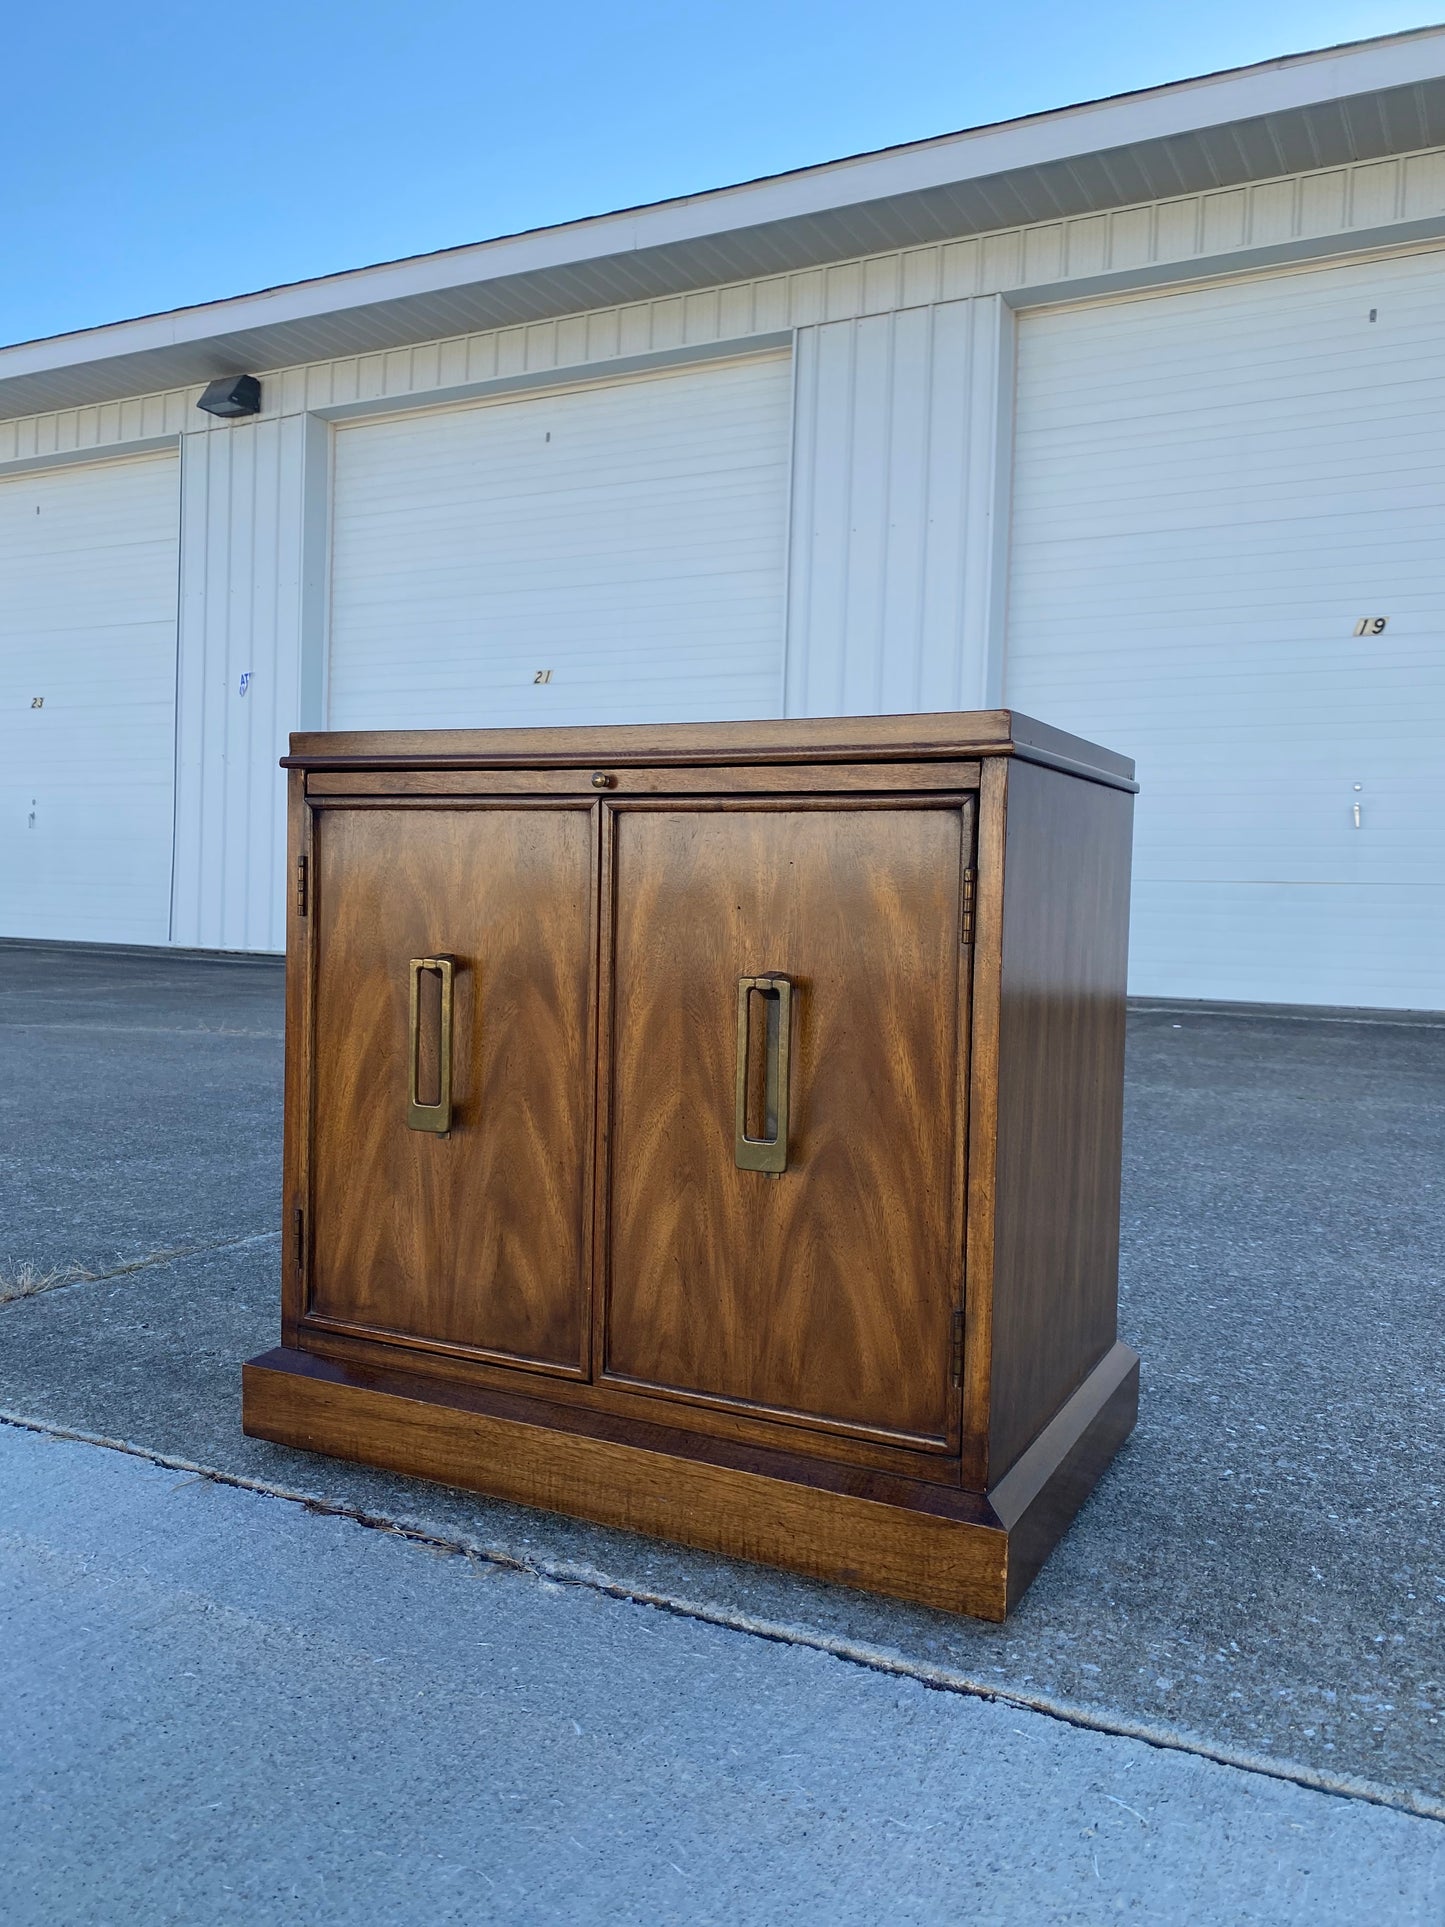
[285,710,1137,789]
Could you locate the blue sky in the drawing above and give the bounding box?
[1,3,1436,346]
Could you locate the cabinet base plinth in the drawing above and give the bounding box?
[242,1342,1138,1621]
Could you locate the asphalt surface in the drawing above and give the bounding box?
[1,943,1443,1921]
[0,943,282,1277]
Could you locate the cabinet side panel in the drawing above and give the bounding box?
[989,760,1133,1481]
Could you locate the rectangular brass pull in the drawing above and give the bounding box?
[407,956,455,1134]
[734,973,792,1173]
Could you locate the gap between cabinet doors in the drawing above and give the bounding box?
[287,780,981,1488]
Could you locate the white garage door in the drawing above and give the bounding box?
[328,352,792,731]
[0,451,180,945]
[1006,249,1445,1011]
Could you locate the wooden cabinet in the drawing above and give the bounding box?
[244,712,1139,1620]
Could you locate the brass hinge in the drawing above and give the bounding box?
[293,1205,306,1274]
[960,867,976,946]
[295,854,309,917]
[950,1305,965,1389]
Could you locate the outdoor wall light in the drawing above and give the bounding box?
[196,374,262,418]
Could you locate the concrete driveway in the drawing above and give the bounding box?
[1,943,1442,1922]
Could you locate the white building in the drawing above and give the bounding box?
[3,28,1444,1009]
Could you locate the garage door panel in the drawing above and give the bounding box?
[1007,251,1445,1009]
[1130,882,1445,1007]
[0,453,179,945]
[3,549,177,627]
[329,354,791,732]
[1015,485,1445,548]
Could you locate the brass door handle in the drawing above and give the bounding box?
[407,957,455,1134]
[735,973,792,1173]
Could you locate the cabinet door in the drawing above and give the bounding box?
[602,801,971,1448]
[307,805,594,1374]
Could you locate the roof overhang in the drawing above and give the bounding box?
[6,26,1445,420]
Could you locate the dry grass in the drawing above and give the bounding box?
[0,1235,267,1309]
[0,1261,87,1306]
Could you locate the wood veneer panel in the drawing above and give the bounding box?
[243,1350,1011,1618]
[960,755,1008,1490]
[603,802,967,1447]
[305,761,983,799]
[1006,712,1138,789]
[291,1318,974,1481]
[989,1340,1139,1613]
[281,769,312,1347]
[988,761,1134,1481]
[242,1338,1137,1618]
[307,804,595,1372]
[285,711,1136,789]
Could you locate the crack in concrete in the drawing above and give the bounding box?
[1,1022,285,1038]
[2,1405,1441,1831]
[0,1230,280,1305]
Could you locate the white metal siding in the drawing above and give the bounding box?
[1007,249,1445,1009]
[785,298,1009,716]
[328,354,791,730]
[172,415,320,954]
[0,452,179,944]
[4,143,1443,970]
[10,143,1445,474]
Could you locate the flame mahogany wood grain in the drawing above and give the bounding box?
[305,802,596,1374]
[602,799,972,1450]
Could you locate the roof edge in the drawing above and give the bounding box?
[5,24,1445,396]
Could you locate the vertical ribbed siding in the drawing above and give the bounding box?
[785,296,1010,716]
[172,415,309,952]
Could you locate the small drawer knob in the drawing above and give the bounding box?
[590,771,615,790]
